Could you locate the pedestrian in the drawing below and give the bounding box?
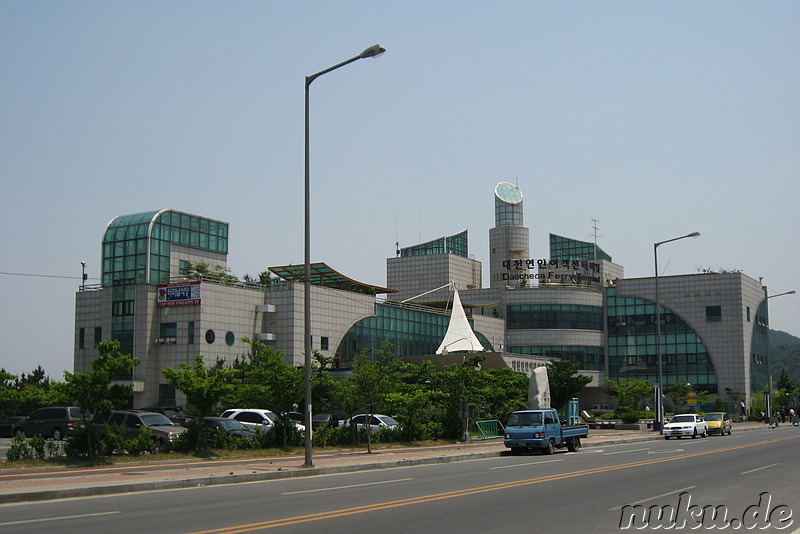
[791,408,799,427]
[740,400,746,417]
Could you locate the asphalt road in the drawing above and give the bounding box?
[1,427,798,533]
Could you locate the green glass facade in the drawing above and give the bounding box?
[102,209,228,286]
[749,300,770,392]
[510,345,605,371]
[507,304,604,331]
[400,230,468,258]
[606,287,718,393]
[336,303,491,366]
[550,233,612,262]
[101,209,228,358]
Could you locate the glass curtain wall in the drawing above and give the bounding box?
[606,287,718,393]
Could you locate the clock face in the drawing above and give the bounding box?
[495,182,523,204]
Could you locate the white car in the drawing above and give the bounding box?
[220,409,277,430]
[219,409,305,431]
[339,414,399,432]
[663,414,708,439]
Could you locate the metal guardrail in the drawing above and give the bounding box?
[472,419,505,440]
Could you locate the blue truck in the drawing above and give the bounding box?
[503,409,589,454]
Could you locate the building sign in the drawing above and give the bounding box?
[501,258,602,284]
[157,281,201,307]
[502,258,602,273]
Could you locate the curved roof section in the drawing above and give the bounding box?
[269,262,397,295]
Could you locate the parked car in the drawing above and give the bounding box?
[339,414,400,432]
[312,413,342,429]
[0,416,28,438]
[704,412,732,435]
[220,409,277,430]
[96,410,187,450]
[12,407,89,440]
[186,417,256,444]
[141,406,187,425]
[663,413,708,439]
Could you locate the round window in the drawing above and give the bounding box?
[205,330,215,344]
[225,331,235,346]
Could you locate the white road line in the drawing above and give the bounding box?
[740,463,780,475]
[609,486,696,511]
[649,449,684,454]
[489,459,564,470]
[0,511,122,527]
[604,447,650,456]
[281,477,414,495]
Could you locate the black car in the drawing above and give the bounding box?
[141,406,187,425]
[312,413,342,429]
[0,416,28,438]
[188,417,256,444]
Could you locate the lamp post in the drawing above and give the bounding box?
[80,261,87,292]
[653,231,700,432]
[303,44,385,468]
[764,289,796,423]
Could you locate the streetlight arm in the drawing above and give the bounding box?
[655,232,701,249]
[306,44,385,87]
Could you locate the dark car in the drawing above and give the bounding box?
[96,410,187,450]
[312,413,341,429]
[188,417,256,444]
[12,407,89,439]
[0,416,28,438]
[141,406,187,425]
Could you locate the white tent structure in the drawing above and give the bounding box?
[435,286,484,354]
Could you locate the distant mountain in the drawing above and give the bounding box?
[770,330,800,347]
[769,330,800,386]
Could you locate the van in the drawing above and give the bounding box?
[12,407,88,440]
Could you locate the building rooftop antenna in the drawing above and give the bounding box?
[590,218,602,260]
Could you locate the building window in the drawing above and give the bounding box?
[160,322,177,338]
[94,327,102,344]
[188,321,195,344]
[321,337,329,350]
[79,328,85,349]
[205,329,215,344]
[706,306,722,322]
[179,260,192,275]
[746,306,751,322]
[225,331,235,346]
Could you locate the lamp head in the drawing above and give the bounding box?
[687,232,701,238]
[360,44,386,59]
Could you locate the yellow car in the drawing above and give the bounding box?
[704,412,732,435]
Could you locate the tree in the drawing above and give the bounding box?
[62,340,140,457]
[546,360,593,411]
[162,356,235,449]
[341,342,401,453]
[605,378,652,411]
[223,339,304,448]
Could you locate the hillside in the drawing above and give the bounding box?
[769,329,800,386]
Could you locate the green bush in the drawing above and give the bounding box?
[6,433,33,462]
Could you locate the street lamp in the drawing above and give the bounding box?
[653,231,700,432]
[764,289,796,423]
[303,44,385,467]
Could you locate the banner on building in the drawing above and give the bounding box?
[157,281,201,307]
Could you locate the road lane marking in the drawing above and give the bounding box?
[0,511,121,527]
[740,463,780,475]
[489,459,563,470]
[649,449,684,454]
[281,478,413,495]
[604,448,649,456]
[609,486,696,511]
[181,435,799,534]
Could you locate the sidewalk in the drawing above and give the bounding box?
[0,421,771,504]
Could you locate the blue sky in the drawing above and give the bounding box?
[1,2,798,378]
